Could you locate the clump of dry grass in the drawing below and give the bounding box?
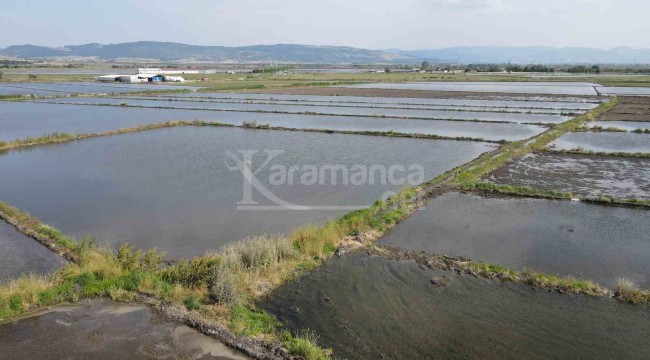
[290,221,342,258]
[209,234,298,304]
[0,274,53,319]
[614,278,650,304]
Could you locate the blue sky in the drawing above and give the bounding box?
[1,0,648,49]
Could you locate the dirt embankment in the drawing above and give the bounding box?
[598,96,650,121]
[246,86,604,101]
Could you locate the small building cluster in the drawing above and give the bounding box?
[95,68,215,83]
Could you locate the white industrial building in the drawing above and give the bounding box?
[95,73,185,83]
[95,67,217,83]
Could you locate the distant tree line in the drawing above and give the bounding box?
[567,65,601,74]
[506,64,555,73]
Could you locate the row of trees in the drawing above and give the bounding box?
[567,65,601,74]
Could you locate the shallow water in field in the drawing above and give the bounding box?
[379,192,650,287]
[588,121,650,131]
[261,254,650,360]
[0,127,493,258]
[0,82,190,96]
[486,152,650,200]
[344,81,600,95]
[38,97,570,124]
[158,92,599,109]
[1,102,544,142]
[597,86,650,95]
[127,96,579,115]
[0,299,247,359]
[549,132,650,153]
[0,220,66,282]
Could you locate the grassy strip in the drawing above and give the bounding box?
[548,148,650,159]
[232,122,495,143]
[450,98,619,185]
[0,202,77,259]
[0,121,234,152]
[578,125,628,132]
[457,182,650,208]
[378,244,650,302]
[458,182,572,199]
[529,97,618,150]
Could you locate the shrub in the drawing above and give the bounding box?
[219,234,296,273]
[159,255,220,288]
[184,293,201,310]
[116,244,164,272]
[208,268,242,306]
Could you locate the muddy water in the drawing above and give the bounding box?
[344,81,600,95]
[1,102,545,142]
[0,220,66,282]
[549,132,650,153]
[261,254,650,360]
[0,299,247,359]
[379,192,650,287]
[486,152,650,200]
[0,127,494,258]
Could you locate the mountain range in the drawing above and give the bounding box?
[2,42,650,64]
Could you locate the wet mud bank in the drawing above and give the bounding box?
[485,152,650,200]
[0,299,249,360]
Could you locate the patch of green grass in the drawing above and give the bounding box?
[282,329,332,360]
[460,181,572,199]
[184,293,202,310]
[229,305,279,336]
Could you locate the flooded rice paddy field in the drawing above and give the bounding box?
[485,152,650,200]
[261,254,650,360]
[343,81,602,95]
[36,97,571,124]
[379,192,650,287]
[548,132,650,154]
[151,92,599,110]
[0,82,191,96]
[1,101,545,142]
[253,85,605,103]
[0,220,66,282]
[0,299,247,360]
[597,86,650,96]
[126,96,578,115]
[588,120,650,131]
[0,127,494,258]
